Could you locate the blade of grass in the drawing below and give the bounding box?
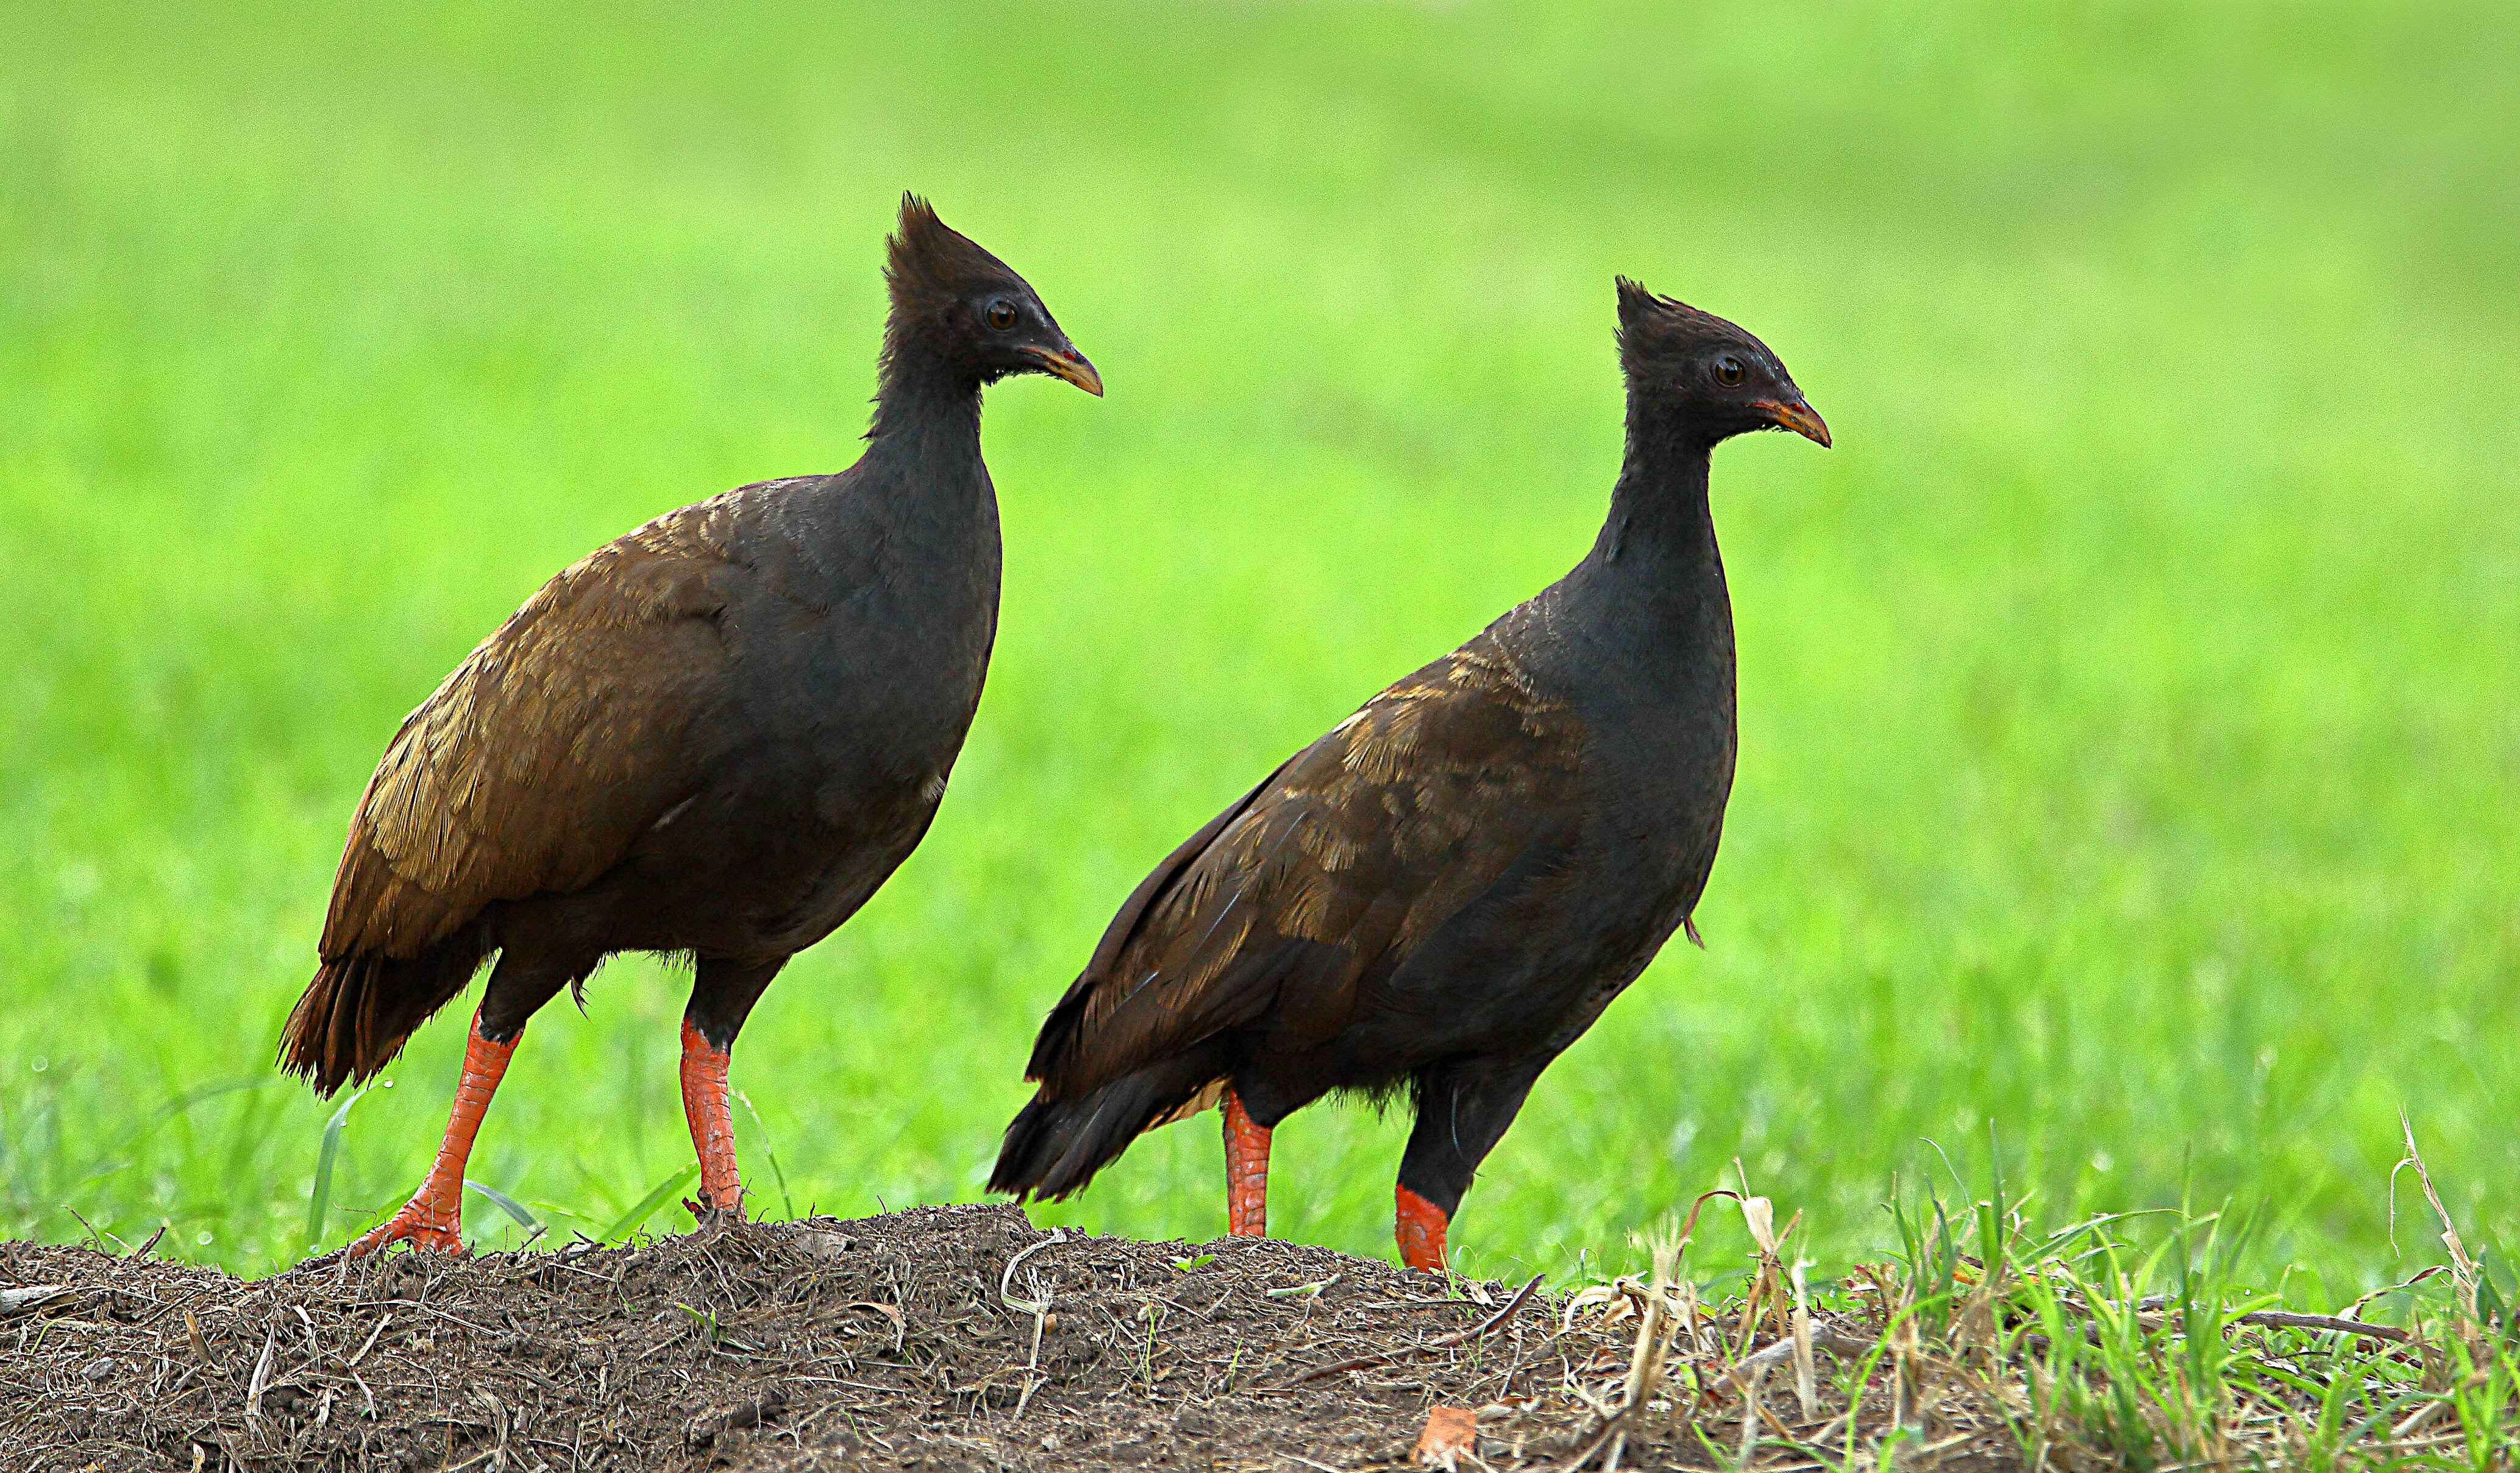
[123,1077,279,1157]
[601,1163,698,1244]
[463,1178,541,1234]
[304,1085,368,1249]
[733,1088,793,1221]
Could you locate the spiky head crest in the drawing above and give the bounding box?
[1614,276,1764,372]
[885,194,1025,311]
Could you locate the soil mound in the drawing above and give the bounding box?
[1,1203,1990,1471]
[0,1205,1553,1470]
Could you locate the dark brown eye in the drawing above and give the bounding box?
[1715,357,1745,386]
[984,299,1019,331]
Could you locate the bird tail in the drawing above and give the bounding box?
[989,1048,1229,1202]
[278,942,487,1097]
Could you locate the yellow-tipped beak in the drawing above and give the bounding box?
[1752,398,1830,447]
[1023,345,1103,397]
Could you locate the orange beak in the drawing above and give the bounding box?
[1022,344,1103,397]
[1751,398,1830,447]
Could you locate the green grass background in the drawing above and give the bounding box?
[2,2,2514,1297]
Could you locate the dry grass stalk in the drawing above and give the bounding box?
[1790,1258,1817,1422]
[2395,1110,2487,1352]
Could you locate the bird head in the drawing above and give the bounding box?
[1614,277,1826,449]
[880,194,1102,397]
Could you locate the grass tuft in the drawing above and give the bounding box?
[599,1164,700,1246]
[302,1084,366,1251]
[1541,1154,2520,1467]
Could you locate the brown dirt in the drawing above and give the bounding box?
[1,1203,2020,1471]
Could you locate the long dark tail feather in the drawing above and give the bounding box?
[1021,767,1287,1085]
[991,1048,1228,1202]
[1020,978,1097,1085]
[279,940,488,1097]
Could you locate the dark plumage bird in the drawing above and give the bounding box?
[281,195,1100,1255]
[991,279,1826,1270]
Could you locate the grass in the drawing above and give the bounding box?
[1,0,2515,1341]
[1542,1135,2520,1468]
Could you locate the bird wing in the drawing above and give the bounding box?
[317,494,749,961]
[1027,631,1588,1098]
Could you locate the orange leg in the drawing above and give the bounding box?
[1395,1184,1450,1272]
[678,1020,745,1218]
[347,1010,516,1257]
[1223,1088,1270,1237]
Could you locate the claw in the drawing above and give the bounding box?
[347,1199,467,1257]
[684,1194,746,1227]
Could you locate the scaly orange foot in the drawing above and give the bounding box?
[346,1193,466,1257]
[1396,1184,1449,1272]
[679,1020,747,1219]
[1223,1088,1271,1237]
[346,1012,517,1257]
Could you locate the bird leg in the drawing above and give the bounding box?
[1395,1057,1546,1274]
[347,1010,516,1257]
[1222,1088,1270,1237]
[1395,1184,1450,1272]
[678,1019,745,1219]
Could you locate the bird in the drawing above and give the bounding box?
[280,194,1100,1257]
[990,277,1826,1271]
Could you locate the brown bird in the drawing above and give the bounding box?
[282,195,1100,1255]
[991,278,1826,1270]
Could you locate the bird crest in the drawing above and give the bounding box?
[1614,275,1752,365]
[1614,274,1679,327]
[885,193,1017,307]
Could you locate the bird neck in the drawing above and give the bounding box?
[866,346,986,453]
[1583,413,1721,589]
[1537,416,1733,704]
[836,343,997,567]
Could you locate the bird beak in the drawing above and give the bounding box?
[1752,398,1831,447]
[1022,344,1103,397]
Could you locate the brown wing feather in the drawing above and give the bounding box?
[318,495,745,963]
[1030,632,1586,1098]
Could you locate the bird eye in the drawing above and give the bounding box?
[1715,357,1745,386]
[984,299,1019,331]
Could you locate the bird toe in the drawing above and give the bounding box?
[346,1202,466,1258]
